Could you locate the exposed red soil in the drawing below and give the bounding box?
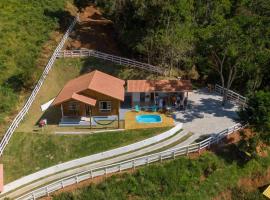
[213,169,270,200]
[65,5,121,55]
[238,168,270,191]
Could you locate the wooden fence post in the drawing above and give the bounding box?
[186,146,189,155]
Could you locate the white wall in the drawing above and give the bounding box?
[132,93,140,104]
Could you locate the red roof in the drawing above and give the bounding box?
[52,70,125,106]
[127,80,192,92]
[71,93,96,106]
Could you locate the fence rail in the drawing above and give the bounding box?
[16,123,244,200]
[0,17,78,156]
[56,49,164,74]
[214,84,247,106]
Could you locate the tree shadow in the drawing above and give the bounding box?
[44,9,74,32]
[175,89,239,123]
[74,0,93,12]
[5,73,25,92]
[211,142,250,167]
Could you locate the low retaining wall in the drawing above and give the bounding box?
[2,124,182,194]
[15,123,243,200]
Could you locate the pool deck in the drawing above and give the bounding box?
[125,111,174,129]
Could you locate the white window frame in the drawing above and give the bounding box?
[99,101,112,112]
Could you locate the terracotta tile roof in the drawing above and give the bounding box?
[127,80,192,93]
[71,93,96,106]
[52,70,125,106]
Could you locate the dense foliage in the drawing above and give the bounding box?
[96,0,270,94]
[0,0,70,123]
[239,91,270,145]
[53,152,270,200]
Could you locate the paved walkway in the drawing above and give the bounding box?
[172,88,239,148]
[2,128,188,199]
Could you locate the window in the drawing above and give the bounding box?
[68,101,78,111]
[99,101,112,112]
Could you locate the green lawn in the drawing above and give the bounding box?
[17,57,161,133]
[53,149,270,200]
[0,127,170,183]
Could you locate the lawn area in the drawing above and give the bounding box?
[53,150,270,200]
[17,57,161,133]
[125,111,174,130]
[0,127,171,183]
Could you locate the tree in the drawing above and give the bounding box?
[239,91,270,143]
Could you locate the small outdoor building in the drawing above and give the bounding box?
[51,70,125,127]
[126,79,192,108]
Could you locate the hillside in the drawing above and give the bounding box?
[0,0,74,130]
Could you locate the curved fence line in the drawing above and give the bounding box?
[56,49,164,74]
[15,123,244,200]
[214,84,247,106]
[0,17,78,156]
[3,124,182,194]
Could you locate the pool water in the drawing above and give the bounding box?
[136,114,162,123]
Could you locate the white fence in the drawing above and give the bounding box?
[214,84,247,106]
[3,124,182,194]
[0,17,78,156]
[16,123,243,200]
[56,49,164,74]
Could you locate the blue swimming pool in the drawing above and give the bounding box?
[136,114,162,123]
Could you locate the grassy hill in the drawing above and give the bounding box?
[0,0,73,127]
[53,151,270,200]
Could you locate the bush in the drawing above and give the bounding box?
[0,86,17,123]
[239,91,270,143]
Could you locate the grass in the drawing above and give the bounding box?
[53,150,270,200]
[125,111,174,130]
[0,127,171,183]
[0,0,72,128]
[17,57,162,133]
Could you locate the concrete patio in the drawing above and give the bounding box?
[172,88,239,147]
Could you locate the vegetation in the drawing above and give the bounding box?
[0,127,170,183]
[238,91,270,157]
[0,0,72,124]
[53,152,270,200]
[95,0,270,98]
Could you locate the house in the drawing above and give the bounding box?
[51,70,125,127]
[126,80,192,107]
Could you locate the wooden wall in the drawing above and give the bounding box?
[62,89,120,117]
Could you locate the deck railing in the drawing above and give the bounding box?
[16,123,244,200]
[214,84,247,106]
[56,49,164,74]
[0,17,78,156]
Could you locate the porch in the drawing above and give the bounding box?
[126,79,193,111]
[127,91,190,111]
[58,97,121,128]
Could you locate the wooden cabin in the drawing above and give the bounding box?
[51,70,125,127]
